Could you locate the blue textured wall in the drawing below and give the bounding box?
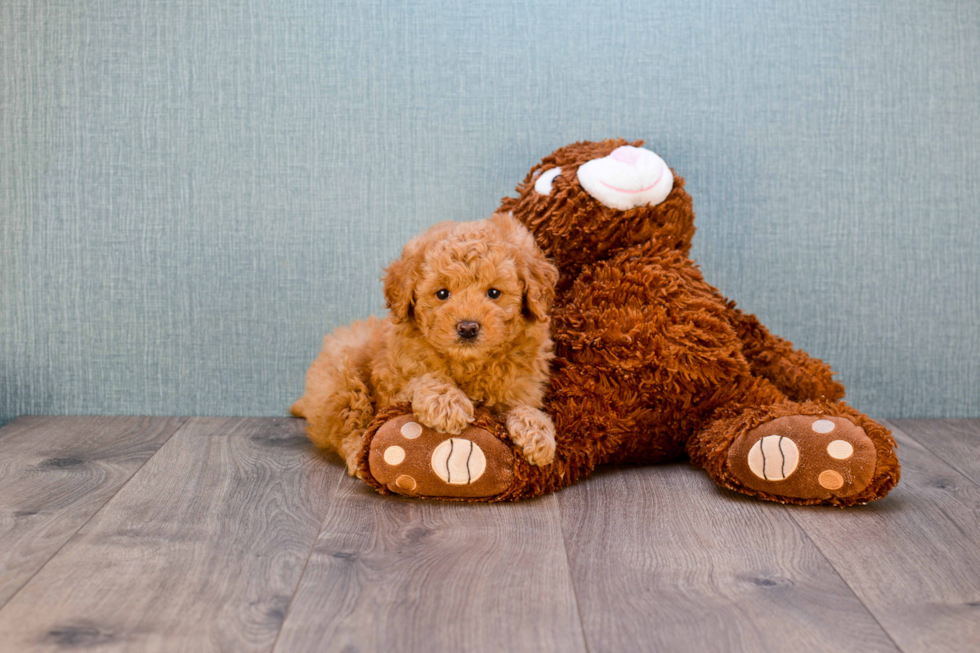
[2,0,978,424]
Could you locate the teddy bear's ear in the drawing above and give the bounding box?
[491,212,558,322]
[383,238,423,324]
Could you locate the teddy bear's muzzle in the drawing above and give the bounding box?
[576,145,674,211]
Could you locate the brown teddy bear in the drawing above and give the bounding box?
[356,139,901,506]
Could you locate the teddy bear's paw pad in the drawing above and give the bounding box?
[727,415,877,500]
[368,414,513,499]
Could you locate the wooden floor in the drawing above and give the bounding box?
[0,418,977,652]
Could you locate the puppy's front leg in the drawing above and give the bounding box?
[506,406,556,466]
[402,373,474,435]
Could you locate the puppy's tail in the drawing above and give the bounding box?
[291,397,307,418]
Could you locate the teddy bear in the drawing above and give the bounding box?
[355,138,901,506]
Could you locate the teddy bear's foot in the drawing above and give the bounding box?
[366,413,515,499]
[727,415,877,501]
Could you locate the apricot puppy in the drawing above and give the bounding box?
[292,213,559,475]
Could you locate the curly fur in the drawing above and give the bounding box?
[359,138,900,506]
[292,213,559,473]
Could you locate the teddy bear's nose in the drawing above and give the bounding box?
[456,321,480,340]
[610,146,642,166]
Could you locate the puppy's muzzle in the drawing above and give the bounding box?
[456,321,480,341]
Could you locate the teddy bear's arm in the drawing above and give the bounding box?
[721,299,845,402]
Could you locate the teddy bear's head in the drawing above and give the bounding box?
[498,139,695,272]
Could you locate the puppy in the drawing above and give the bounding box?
[292,213,559,476]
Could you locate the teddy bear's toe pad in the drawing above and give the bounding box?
[368,414,514,499]
[728,415,876,500]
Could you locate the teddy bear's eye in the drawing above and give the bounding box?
[487,288,501,299]
[435,289,450,300]
[534,167,562,195]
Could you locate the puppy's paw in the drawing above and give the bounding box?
[413,387,475,435]
[340,439,366,479]
[344,449,365,479]
[506,406,556,466]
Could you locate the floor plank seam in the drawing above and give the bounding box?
[555,495,593,653]
[883,420,980,492]
[0,417,190,615]
[268,468,348,653]
[783,507,905,652]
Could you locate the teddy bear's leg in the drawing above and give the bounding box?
[356,366,613,502]
[357,403,529,501]
[724,302,845,403]
[688,378,900,506]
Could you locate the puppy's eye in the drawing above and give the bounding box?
[487,288,501,300]
[435,289,450,300]
[534,167,562,195]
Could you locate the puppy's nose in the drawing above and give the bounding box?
[456,321,480,340]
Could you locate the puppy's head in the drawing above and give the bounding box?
[384,213,558,359]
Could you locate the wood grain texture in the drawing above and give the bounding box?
[0,417,336,653]
[891,419,980,487]
[558,464,899,653]
[3,417,978,652]
[788,421,980,653]
[0,416,186,610]
[273,477,587,653]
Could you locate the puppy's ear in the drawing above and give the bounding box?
[384,221,458,323]
[383,238,423,324]
[491,212,558,322]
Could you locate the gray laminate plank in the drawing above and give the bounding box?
[0,416,186,609]
[891,419,980,487]
[558,464,899,653]
[788,421,980,653]
[0,417,337,653]
[273,477,587,653]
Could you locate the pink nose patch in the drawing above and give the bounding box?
[610,146,641,166]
